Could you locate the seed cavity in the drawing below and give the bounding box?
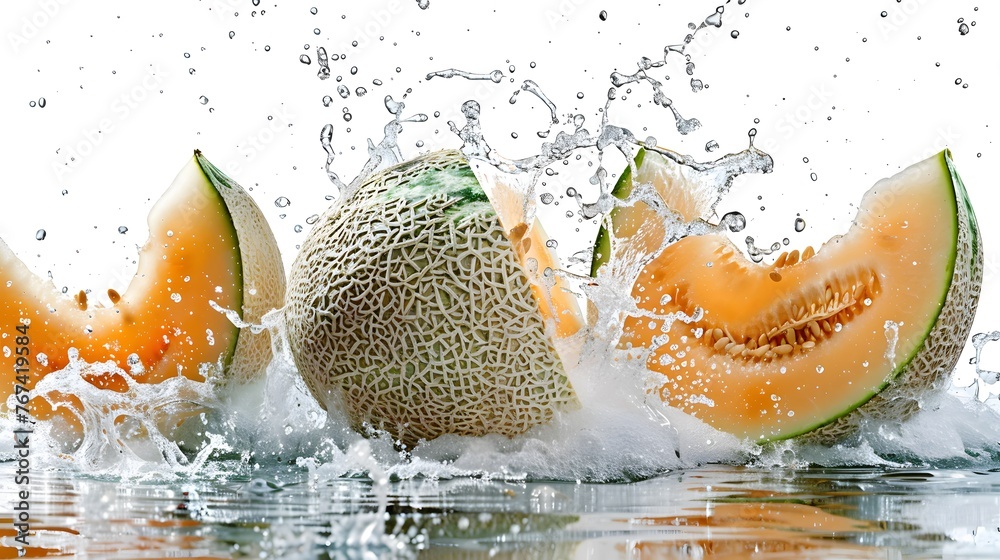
[696,267,880,362]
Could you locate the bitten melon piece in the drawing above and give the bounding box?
[1,151,284,425]
[594,149,982,442]
[285,149,584,447]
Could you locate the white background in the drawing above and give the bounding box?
[1,0,997,382]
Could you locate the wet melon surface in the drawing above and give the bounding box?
[595,149,982,442]
[285,149,583,447]
[0,151,284,424]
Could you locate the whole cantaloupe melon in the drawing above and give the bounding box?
[285,149,583,447]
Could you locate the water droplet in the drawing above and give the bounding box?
[28,100,36,108]
[343,112,352,122]
[794,217,806,232]
[350,66,358,75]
[705,139,719,152]
[816,365,825,374]
[576,92,584,99]
[294,224,303,233]
[337,85,350,98]
[802,156,809,163]
[731,30,739,38]
[955,78,963,85]
[300,54,311,65]
[355,87,367,97]
[881,10,888,17]
[35,229,46,241]
[599,10,608,21]
[188,68,196,75]
[314,28,321,35]
[722,212,746,233]
[229,31,235,39]
[546,239,559,248]
[540,193,554,205]
[959,22,970,35]
[38,97,46,108]
[170,292,182,303]
[322,95,333,107]
[274,196,291,208]
[118,226,128,234]
[184,52,191,58]
[310,7,318,14]
[199,95,209,105]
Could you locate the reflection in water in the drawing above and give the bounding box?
[2,464,1000,558]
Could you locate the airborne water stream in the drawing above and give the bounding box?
[4,0,1000,557]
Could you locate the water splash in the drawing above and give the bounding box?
[426,68,504,83]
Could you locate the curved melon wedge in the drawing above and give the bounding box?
[598,150,982,442]
[1,151,284,424]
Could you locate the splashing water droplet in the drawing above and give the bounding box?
[337,85,350,98]
[228,31,235,39]
[199,95,209,105]
[274,197,291,208]
[794,217,806,232]
[721,212,746,232]
[599,10,608,21]
[38,97,46,108]
[810,172,818,181]
[118,226,128,234]
[316,46,330,80]
[731,30,740,38]
[959,22,970,35]
[300,54,312,65]
[322,95,333,107]
[540,193,554,205]
[355,87,367,97]
[35,229,46,241]
[705,139,719,152]
[416,0,430,9]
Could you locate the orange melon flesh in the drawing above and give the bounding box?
[0,151,282,425]
[599,150,980,441]
[471,161,585,342]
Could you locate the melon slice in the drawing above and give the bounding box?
[0,151,285,425]
[285,149,584,447]
[593,149,982,442]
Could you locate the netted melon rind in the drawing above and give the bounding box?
[285,149,579,447]
[196,153,286,384]
[802,152,983,444]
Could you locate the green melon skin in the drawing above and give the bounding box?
[806,151,983,443]
[285,150,578,448]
